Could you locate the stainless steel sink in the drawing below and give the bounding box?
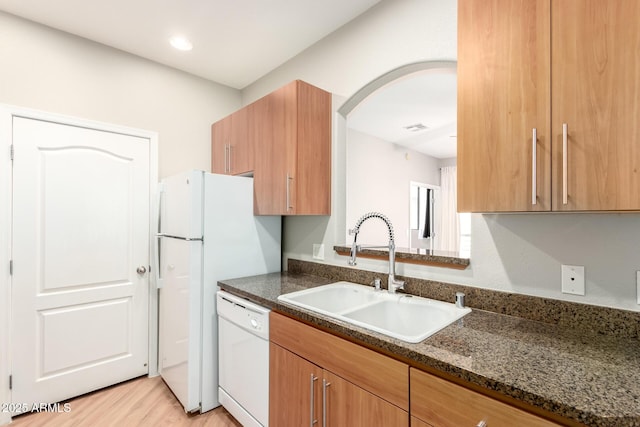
[277,281,471,343]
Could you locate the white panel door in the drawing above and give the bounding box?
[11,116,150,411]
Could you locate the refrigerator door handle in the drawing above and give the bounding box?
[155,235,163,289]
[156,233,203,242]
[155,233,203,290]
[155,185,164,289]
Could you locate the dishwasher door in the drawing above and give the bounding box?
[217,291,270,427]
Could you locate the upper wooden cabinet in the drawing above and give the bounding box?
[211,108,253,176]
[211,114,231,174]
[211,80,331,215]
[551,0,640,211]
[458,0,551,212]
[458,0,640,212]
[254,80,332,215]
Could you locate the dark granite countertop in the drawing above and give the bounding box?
[219,272,640,427]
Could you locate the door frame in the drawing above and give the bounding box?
[0,105,159,426]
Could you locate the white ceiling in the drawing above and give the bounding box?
[347,69,457,159]
[1,0,456,159]
[0,0,381,89]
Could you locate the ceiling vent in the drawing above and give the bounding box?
[404,123,428,132]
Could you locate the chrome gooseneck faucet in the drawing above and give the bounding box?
[349,212,405,293]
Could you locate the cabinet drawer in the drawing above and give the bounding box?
[270,312,408,410]
[410,369,560,427]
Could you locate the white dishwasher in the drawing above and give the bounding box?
[217,290,270,427]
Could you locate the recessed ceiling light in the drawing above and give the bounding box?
[169,36,193,51]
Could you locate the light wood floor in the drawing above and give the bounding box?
[9,376,242,427]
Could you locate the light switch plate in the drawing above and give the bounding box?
[561,265,585,296]
[313,243,325,260]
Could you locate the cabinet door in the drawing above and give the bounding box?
[229,107,253,175]
[211,115,231,174]
[410,369,560,427]
[270,312,409,411]
[551,0,640,211]
[294,81,332,215]
[254,82,298,215]
[457,0,551,212]
[270,343,322,427]
[323,370,408,427]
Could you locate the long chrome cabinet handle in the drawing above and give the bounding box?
[224,144,228,173]
[286,173,294,211]
[310,374,318,426]
[228,144,233,173]
[532,128,537,205]
[322,379,330,427]
[562,123,568,205]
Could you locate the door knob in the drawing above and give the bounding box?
[136,266,147,274]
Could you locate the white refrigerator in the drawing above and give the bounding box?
[156,170,281,413]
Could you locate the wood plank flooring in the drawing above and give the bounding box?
[8,376,242,427]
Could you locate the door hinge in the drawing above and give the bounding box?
[9,375,12,390]
[9,260,12,276]
[10,144,14,161]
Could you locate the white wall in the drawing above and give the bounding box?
[438,157,457,168]
[0,11,241,178]
[346,129,439,248]
[247,0,640,312]
[242,0,457,103]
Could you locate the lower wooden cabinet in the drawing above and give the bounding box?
[410,368,561,427]
[270,342,322,426]
[270,343,408,426]
[270,312,409,426]
[323,370,408,426]
[270,313,564,427]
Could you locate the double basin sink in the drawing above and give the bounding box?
[277,281,471,343]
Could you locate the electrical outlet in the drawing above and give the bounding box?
[561,265,585,296]
[313,243,325,260]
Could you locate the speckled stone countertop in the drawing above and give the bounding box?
[219,271,640,427]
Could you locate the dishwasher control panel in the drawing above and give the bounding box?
[217,290,270,341]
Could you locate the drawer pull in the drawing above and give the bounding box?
[477,420,487,427]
